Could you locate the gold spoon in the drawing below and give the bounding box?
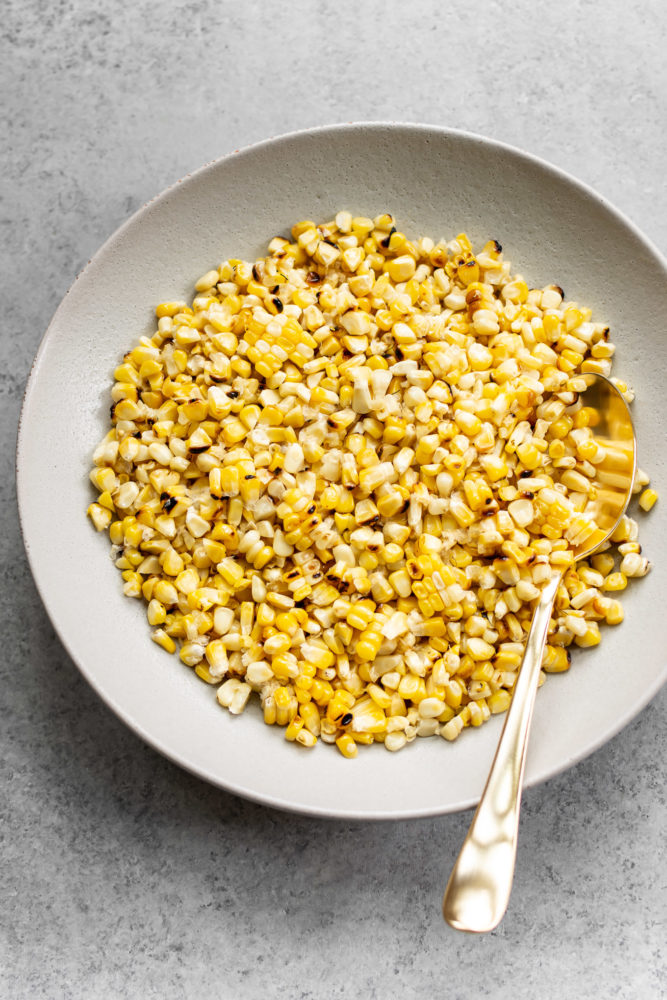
[443,373,637,933]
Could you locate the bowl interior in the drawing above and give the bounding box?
[17,123,667,818]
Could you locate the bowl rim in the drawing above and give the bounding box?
[16,121,667,819]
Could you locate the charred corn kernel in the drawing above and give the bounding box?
[326,690,356,722]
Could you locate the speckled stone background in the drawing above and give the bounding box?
[2,1,666,997]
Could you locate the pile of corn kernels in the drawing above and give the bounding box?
[88,212,657,757]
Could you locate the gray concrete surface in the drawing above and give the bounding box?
[2,1,666,997]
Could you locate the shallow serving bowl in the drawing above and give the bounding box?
[17,122,667,819]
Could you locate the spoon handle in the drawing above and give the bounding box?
[442,570,562,933]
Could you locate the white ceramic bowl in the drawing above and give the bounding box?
[17,123,667,819]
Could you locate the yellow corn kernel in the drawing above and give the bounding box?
[162,548,185,576]
[151,629,176,654]
[449,497,475,528]
[515,442,541,470]
[604,600,624,625]
[156,301,187,318]
[285,716,305,742]
[639,488,658,512]
[221,420,247,446]
[326,690,356,721]
[386,255,416,282]
[346,603,376,630]
[147,599,166,626]
[462,478,493,511]
[195,664,218,685]
[335,734,358,759]
[591,553,615,576]
[367,683,393,710]
[311,678,334,705]
[210,523,239,550]
[487,690,511,714]
[355,627,383,662]
[575,623,601,648]
[444,678,465,709]
[350,731,374,746]
[273,683,291,706]
[253,546,274,570]
[441,715,465,742]
[417,619,447,637]
[397,675,427,701]
[87,503,112,531]
[542,645,570,673]
[263,696,277,726]
[300,701,321,736]
[109,520,124,546]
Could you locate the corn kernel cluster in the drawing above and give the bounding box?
[88,212,656,758]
